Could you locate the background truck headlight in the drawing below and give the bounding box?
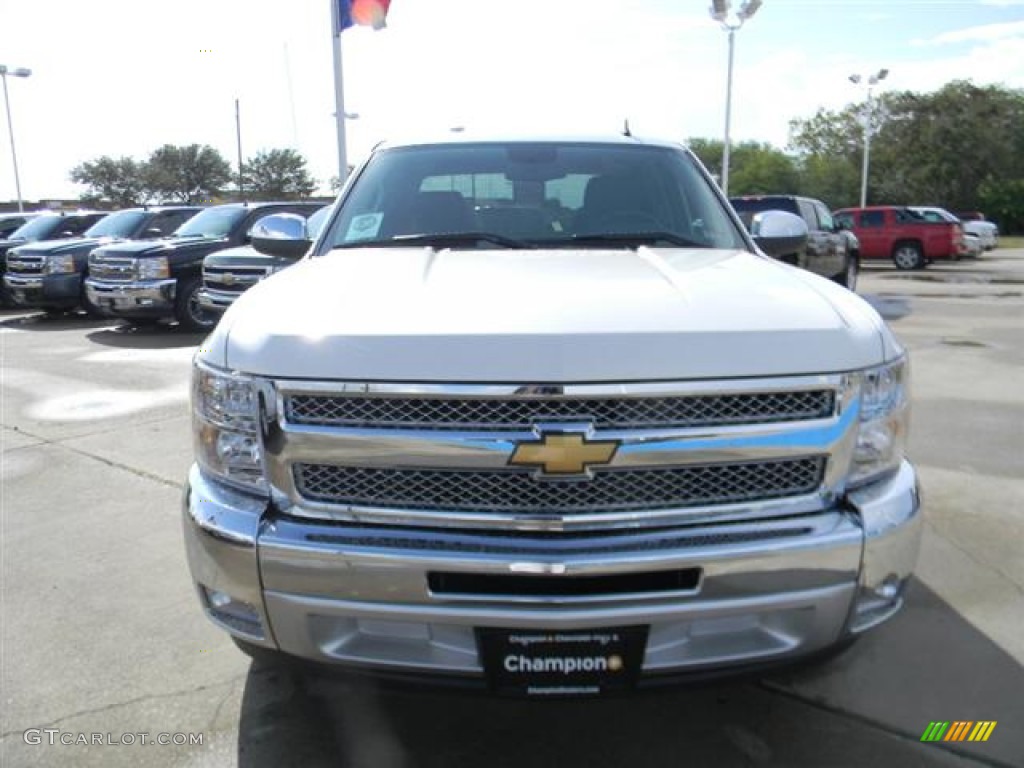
[192,360,268,494]
[45,254,75,274]
[138,256,170,280]
[850,357,910,487]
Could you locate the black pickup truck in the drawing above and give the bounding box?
[0,210,107,307]
[85,201,322,330]
[5,207,199,314]
[730,195,858,290]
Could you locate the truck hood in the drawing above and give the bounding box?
[204,245,294,269]
[10,236,119,257]
[95,235,228,258]
[209,247,896,382]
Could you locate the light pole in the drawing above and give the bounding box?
[709,0,762,196]
[0,64,32,212]
[849,68,889,208]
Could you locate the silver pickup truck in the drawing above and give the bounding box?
[183,135,920,696]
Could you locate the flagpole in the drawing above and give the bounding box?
[330,0,348,182]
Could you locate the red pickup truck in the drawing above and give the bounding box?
[833,206,964,270]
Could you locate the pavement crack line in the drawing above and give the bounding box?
[206,677,242,733]
[0,674,247,741]
[1,423,181,490]
[924,520,1024,597]
[758,679,1014,768]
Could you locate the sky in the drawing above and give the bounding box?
[1,0,1022,203]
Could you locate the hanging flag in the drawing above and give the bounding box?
[336,0,391,34]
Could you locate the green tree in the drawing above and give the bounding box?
[789,81,1024,216]
[729,143,800,196]
[978,178,1024,234]
[242,149,317,199]
[69,156,148,207]
[687,138,799,196]
[143,144,232,203]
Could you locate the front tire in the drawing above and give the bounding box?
[892,243,925,270]
[174,277,217,332]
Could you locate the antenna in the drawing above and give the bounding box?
[623,119,632,137]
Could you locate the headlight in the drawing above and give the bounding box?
[138,257,169,279]
[849,357,910,487]
[192,360,268,494]
[45,254,75,274]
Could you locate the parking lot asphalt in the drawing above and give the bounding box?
[2,250,1022,767]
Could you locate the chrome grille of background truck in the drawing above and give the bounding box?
[88,256,136,281]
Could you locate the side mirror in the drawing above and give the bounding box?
[750,210,808,258]
[249,213,311,259]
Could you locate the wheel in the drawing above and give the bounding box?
[892,243,925,270]
[174,277,217,332]
[832,253,859,291]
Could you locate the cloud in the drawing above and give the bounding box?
[922,19,1024,45]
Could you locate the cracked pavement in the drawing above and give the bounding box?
[2,252,1022,766]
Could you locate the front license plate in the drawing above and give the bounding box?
[477,626,648,697]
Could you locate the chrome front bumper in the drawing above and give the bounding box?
[196,287,236,311]
[4,273,81,306]
[84,277,177,313]
[183,461,921,681]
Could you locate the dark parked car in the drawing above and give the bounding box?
[85,202,324,331]
[0,211,107,307]
[730,195,857,290]
[4,206,200,314]
[198,205,330,312]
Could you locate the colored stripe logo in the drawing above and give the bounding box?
[921,721,997,742]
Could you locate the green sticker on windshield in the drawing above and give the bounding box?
[346,213,383,241]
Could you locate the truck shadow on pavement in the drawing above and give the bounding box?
[233,579,1023,767]
[85,322,208,349]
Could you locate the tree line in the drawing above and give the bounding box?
[69,81,1024,231]
[690,80,1024,233]
[70,145,318,206]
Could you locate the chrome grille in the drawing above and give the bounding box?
[88,256,136,281]
[5,256,44,275]
[203,265,271,295]
[293,457,826,514]
[285,390,835,431]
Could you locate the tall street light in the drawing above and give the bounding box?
[0,64,32,212]
[849,68,889,208]
[709,0,762,196]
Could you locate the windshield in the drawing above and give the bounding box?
[911,207,958,223]
[84,210,149,238]
[173,207,247,238]
[322,142,746,251]
[9,215,63,241]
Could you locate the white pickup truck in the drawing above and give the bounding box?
[184,135,921,696]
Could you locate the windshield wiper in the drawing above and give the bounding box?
[334,232,536,250]
[557,232,703,248]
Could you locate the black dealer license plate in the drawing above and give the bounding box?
[477,626,648,696]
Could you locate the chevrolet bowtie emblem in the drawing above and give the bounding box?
[509,432,619,476]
